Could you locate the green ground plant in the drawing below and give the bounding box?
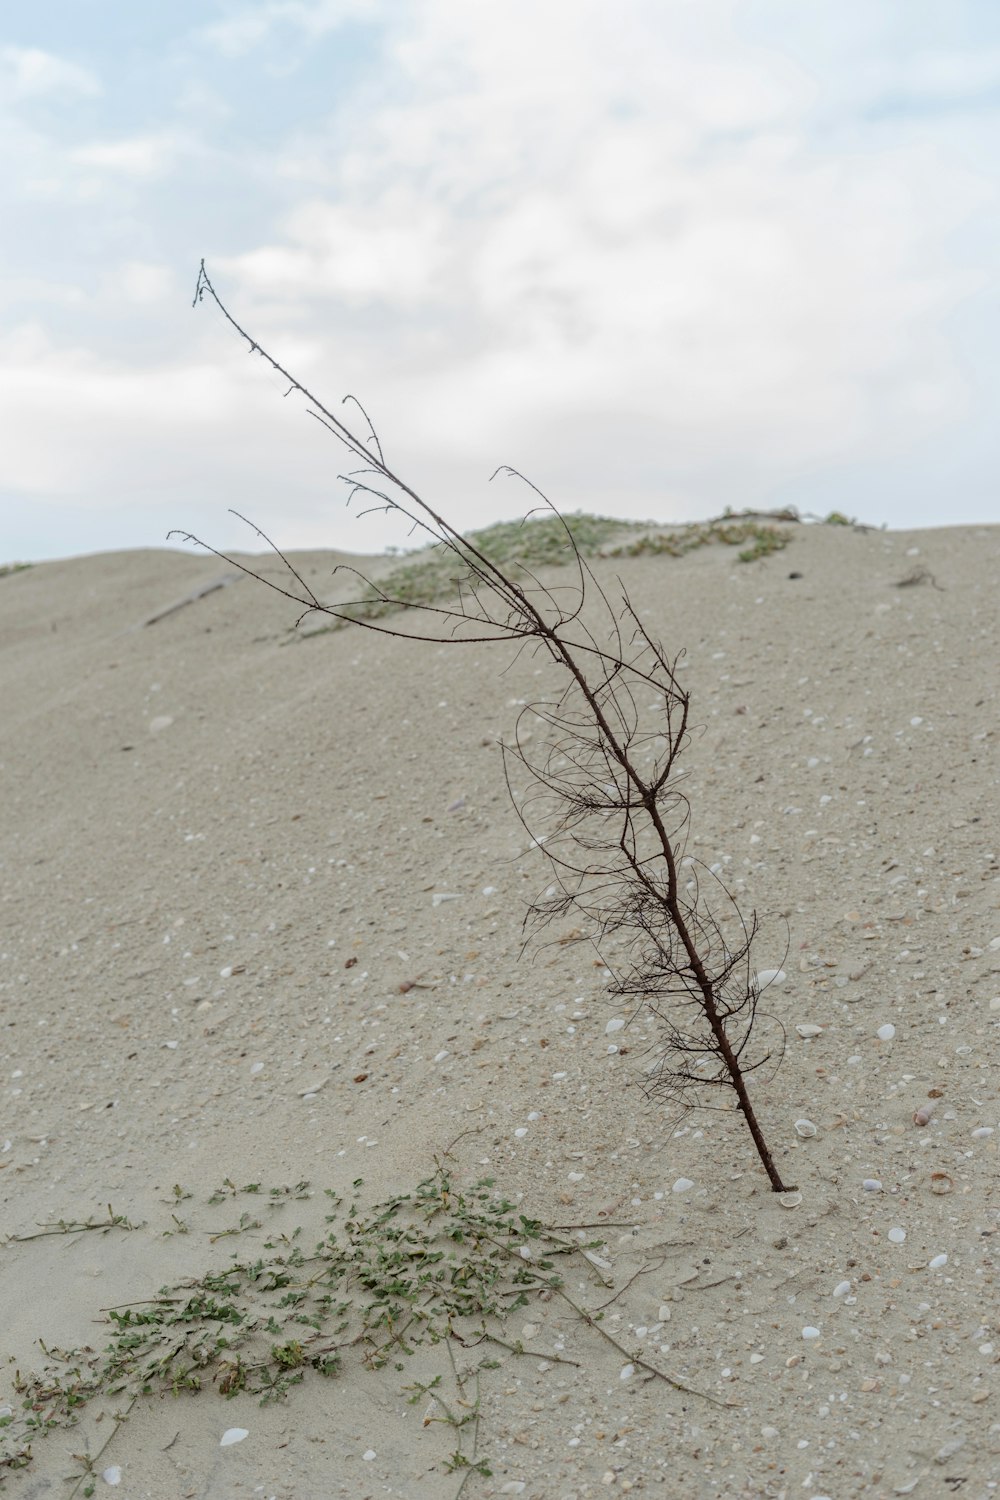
[1,1168,718,1493]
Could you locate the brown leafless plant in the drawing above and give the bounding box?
[177,260,793,1193]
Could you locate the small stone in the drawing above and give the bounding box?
[833,1281,851,1298]
[877,1024,896,1041]
[671,1177,694,1193]
[620,1362,635,1380]
[431,893,460,906]
[102,1467,122,1487]
[605,1018,626,1034]
[795,1024,823,1039]
[756,969,786,987]
[802,1326,821,1340]
[888,1227,906,1244]
[927,1254,948,1270]
[362,1449,377,1461]
[971,1127,994,1139]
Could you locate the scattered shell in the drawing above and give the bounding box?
[913,1104,933,1127]
[362,1449,377,1461]
[756,969,786,987]
[619,1363,635,1380]
[672,1177,694,1193]
[832,1281,851,1298]
[779,1191,803,1208]
[605,1018,626,1035]
[102,1467,122,1487]
[802,1326,821,1340]
[927,1254,948,1270]
[220,1428,249,1447]
[862,1179,883,1192]
[795,1023,823,1039]
[794,1118,817,1138]
[929,1172,954,1195]
[514,1127,528,1138]
[888,1227,907,1244]
[971,1127,994,1139]
[431,893,460,907]
[298,1078,328,1096]
[877,1023,896,1041]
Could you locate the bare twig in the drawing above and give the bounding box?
[184,262,794,1192]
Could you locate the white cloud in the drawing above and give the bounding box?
[70,130,191,178]
[200,0,379,57]
[212,0,984,504]
[0,45,101,101]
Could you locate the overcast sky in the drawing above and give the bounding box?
[2,2,998,563]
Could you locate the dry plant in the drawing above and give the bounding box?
[179,261,793,1193]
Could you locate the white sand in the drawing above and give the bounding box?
[1,523,997,1498]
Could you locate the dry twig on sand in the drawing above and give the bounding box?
[178,261,793,1192]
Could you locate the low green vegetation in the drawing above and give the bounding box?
[322,508,812,632]
[0,562,32,579]
[3,1166,708,1495]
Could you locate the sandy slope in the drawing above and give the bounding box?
[1,522,998,1499]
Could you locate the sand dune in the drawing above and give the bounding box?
[1,522,997,1498]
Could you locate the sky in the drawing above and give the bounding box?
[2,1,999,563]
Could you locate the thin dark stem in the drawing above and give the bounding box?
[187,262,793,1192]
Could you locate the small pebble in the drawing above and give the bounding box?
[862,1179,883,1192]
[362,1448,377,1461]
[795,1024,823,1039]
[102,1467,122,1487]
[514,1127,528,1138]
[928,1254,948,1269]
[756,969,786,987]
[620,1363,635,1380]
[971,1127,994,1139]
[802,1326,821,1340]
[888,1227,906,1244]
[605,1018,626,1035]
[672,1177,694,1193]
[220,1428,249,1447]
[877,1024,896,1041]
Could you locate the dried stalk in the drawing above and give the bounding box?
[178,261,793,1192]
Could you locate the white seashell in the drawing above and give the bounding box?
[362,1449,376,1461]
[832,1281,851,1298]
[779,1191,802,1208]
[795,1023,823,1039]
[888,1227,906,1244]
[220,1428,249,1447]
[801,1326,821,1339]
[929,1172,954,1194]
[794,1118,817,1138]
[912,1103,933,1127]
[877,1023,896,1041]
[605,1018,626,1034]
[619,1363,635,1380]
[927,1254,948,1270]
[971,1127,994,1139]
[862,1179,883,1192]
[514,1127,528,1138]
[102,1467,122,1487]
[756,969,786,987]
[672,1177,694,1193]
